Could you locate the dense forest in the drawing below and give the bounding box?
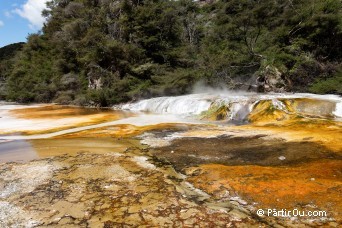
[0,0,341,106]
[0,42,25,99]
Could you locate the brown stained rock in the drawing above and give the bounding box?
[148,120,342,226]
[0,151,263,227]
[152,135,339,171]
[239,118,342,153]
[2,105,340,227]
[187,161,342,224]
[60,123,195,139]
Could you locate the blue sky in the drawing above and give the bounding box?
[0,0,48,47]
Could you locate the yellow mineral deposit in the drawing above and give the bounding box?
[0,94,341,227]
[237,119,342,152]
[30,137,140,158]
[1,104,133,135]
[59,123,195,139]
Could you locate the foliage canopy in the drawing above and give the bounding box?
[1,0,341,105]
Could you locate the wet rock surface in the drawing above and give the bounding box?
[186,160,342,226]
[0,149,268,227]
[1,102,341,227]
[147,125,341,226]
[152,135,340,170]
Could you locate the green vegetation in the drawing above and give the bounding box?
[309,71,342,94]
[0,42,25,99]
[0,42,25,61]
[1,0,341,106]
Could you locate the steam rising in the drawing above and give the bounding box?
[191,81,255,96]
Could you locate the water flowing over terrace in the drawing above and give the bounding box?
[0,92,341,227]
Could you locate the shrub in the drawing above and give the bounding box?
[309,72,342,94]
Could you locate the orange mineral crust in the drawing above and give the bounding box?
[237,118,342,153]
[187,160,342,220]
[58,123,196,138]
[1,105,133,135]
[10,104,129,120]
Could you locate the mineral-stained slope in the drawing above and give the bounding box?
[0,150,268,227]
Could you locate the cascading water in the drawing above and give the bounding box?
[121,94,215,115]
[119,93,342,121]
[334,101,342,118]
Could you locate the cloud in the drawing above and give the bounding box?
[4,11,12,18]
[0,21,4,27]
[15,0,49,30]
